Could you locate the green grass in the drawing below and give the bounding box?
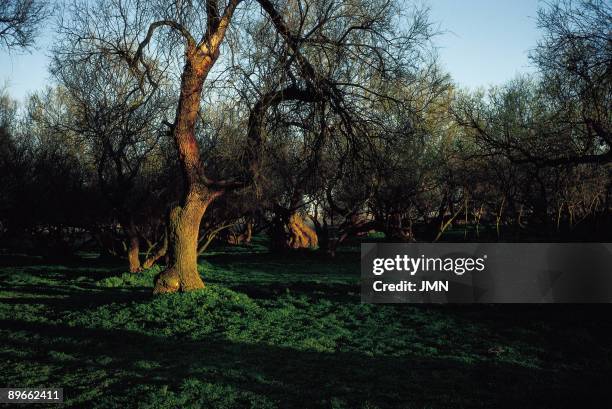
[0,244,610,408]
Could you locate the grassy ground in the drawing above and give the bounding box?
[0,241,611,408]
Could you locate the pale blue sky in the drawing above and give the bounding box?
[0,0,543,103]
[428,0,541,88]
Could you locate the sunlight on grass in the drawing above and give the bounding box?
[0,250,610,408]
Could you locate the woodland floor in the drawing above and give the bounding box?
[0,238,611,408]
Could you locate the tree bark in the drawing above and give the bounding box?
[286,213,318,249]
[152,51,222,294]
[127,233,141,273]
[154,196,217,293]
[121,218,141,273]
[270,208,318,251]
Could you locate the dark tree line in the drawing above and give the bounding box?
[0,0,610,291]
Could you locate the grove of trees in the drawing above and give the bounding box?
[0,0,610,293]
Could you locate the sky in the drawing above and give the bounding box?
[428,0,541,89]
[0,0,543,103]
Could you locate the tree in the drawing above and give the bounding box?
[453,76,610,236]
[0,89,23,240]
[531,0,611,165]
[0,0,48,50]
[47,50,172,272]
[55,0,244,291]
[56,0,436,293]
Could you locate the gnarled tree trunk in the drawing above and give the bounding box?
[286,213,318,249]
[154,194,218,293]
[270,207,318,251]
[152,49,223,294]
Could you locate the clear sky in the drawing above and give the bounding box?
[428,0,541,89]
[0,23,56,103]
[0,0,543,103]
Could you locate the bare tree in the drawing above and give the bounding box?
[55,0,436,293]
[531,0,611,164]
[0,0,48,50]
[45,49,172,271]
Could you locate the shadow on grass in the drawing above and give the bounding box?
[202,251,360,302]
[1,254,611,408]
[0,261,150,313]
[0,253,126,271]
[204,250,358,271]
[1,319,609,409]
[228,281,359,302]
[0,286,150,310]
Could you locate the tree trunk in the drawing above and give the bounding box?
[149,0,244,291]
[154,196,215,293]
[228,219,253,245]
[271,210,318,251]
[386,212,413,241]
[142,232,168,269]
[242,219,253,243]
[286,213,318,249]
[120,218,141,273]
[152,51,221,294]
[311,214,331,254]
[127,233,141,273]
[93,228,120,260]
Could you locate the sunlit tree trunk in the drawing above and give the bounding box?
[286,213,318,249]
[153,52,222,293]
[127,234,141,273]
[120,218,141,273]
[270,207,318,251]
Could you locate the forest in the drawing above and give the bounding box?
[0,0,611,407]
